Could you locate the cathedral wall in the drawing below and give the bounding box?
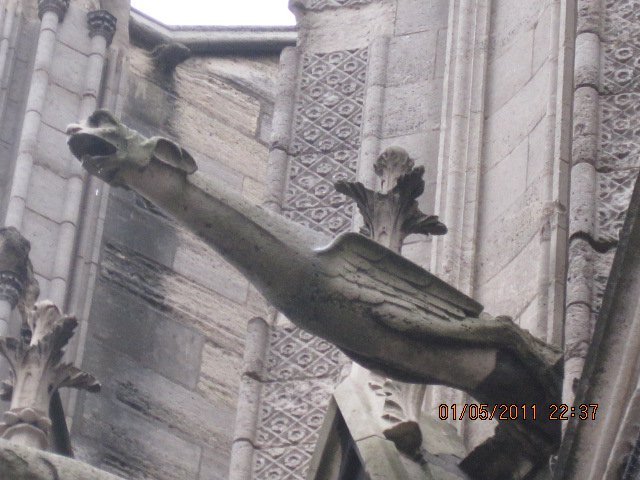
[475,0,572,340]
[69,44,281,480]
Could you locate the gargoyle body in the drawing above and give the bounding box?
[67,111,563,473]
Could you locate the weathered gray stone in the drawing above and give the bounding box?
[80,340,234,446]
[200,446,231,480]
[532,4,553,73]
[386,30,439,86]
[576,0,602,35]
[77,393,201,480]
[566,238,595,307]
[55,3,95,55]
[173,229,250,304]
[89,282,204,389]
[50,40,88,94]
[21,209,60,277]
[35,123,72,176]
[570,161,596,237]
[488,0,545,59]
[482,61,548,166]
[0,438,125,480]
[107,243,249,339]
[395,0,448,36]
[197,341,243,409]
[0,99,26,145]
[104,191,179,268]
[574,33,600,88]
[476,233,541,319]
[572,86,599,166]
[382,79,443,136]
[25,165,67,224]
[40,84,82,134]
[485,28,534,116]
[174,60,262,136]
[476,180,545,284]
[298,2,395,52]
[479,135,528,226]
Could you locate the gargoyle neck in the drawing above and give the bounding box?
[121,162,326,297]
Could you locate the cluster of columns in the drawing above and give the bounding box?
[1,0,116,326]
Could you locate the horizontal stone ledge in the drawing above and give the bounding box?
[0,438,125,480]
[130,10,297,54]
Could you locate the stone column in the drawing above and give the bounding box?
[0,0,21,112]
[48,8,116,307]
[4,0,69,229]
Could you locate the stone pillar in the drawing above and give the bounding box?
[3,0,69,229]
[0,0,21,112]
[48,8,116,307]
[229,317,270,480]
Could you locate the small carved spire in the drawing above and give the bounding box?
[37,0,70,20]
[335,146,447,253]
[0,302,100,450]
[87,9,117,46]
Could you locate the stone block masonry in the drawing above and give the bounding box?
[67,38,281,480]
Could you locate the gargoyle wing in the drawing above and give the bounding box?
[315,233,561,377]
[315,232,482,329]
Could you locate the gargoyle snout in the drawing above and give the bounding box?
[66,124,82,135]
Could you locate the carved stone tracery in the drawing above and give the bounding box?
[283,48,368,236]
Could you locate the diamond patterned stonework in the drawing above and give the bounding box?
[597,0,640,243]
[264,325,346,381]
[253,48,367,480]
[283,48,368,236]
[253,379,336,479]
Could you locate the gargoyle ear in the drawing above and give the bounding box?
[149,137,197,174]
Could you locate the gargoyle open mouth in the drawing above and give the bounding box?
[67,133,117,160]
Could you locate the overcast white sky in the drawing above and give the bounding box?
[130,0,296,26]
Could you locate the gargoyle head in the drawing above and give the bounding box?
[66,110,197,185]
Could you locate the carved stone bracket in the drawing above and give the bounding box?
[37,0,70,20]
[0,302,100,450]
[335,146,447,253]
[151,42,191,73]
[87,9,117,46]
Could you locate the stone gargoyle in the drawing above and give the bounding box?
[66,110,563,475]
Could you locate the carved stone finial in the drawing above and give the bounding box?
[0,228,39,319]
[151,42,192,73]
[0,301,100,450]
[87,9,117,45]
[37,0,70,20]
[335,146,447,253]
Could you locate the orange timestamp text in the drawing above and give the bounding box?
[438,403,599,421]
